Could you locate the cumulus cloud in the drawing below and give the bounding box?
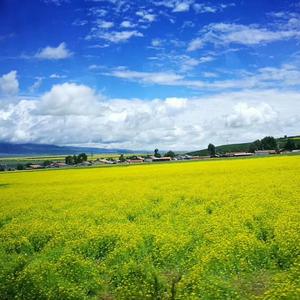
[35,42,73,60]
[36,83,105,116]
[225,103,278,128]
[0,82,299,149]
[0,71,19,95]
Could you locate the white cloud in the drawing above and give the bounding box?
[29,77,43,93]
[145,52,214,72]
[188,21,300,51]
[151,38,163,47]
[97,20,114,29]
[193,3,216,13]
[225,103,278,128]
[37,83,105,116]
[203,72,218,78]
[0,71,19,95]
[104,63,300,90]
[107,68,185,85]
[88,8,107,17]
[35,42,73,60]
[173,1,191,12]
[153,0,233,14]
[152,0,176,9]
[257,64,300,85]
[50,73,66,79]
[136,10,156,22]
[88,64,105,70]
[187,38,204,51]
[86,30,143,43]
[120,20,136,28]
[0,84,299,149]
[72,19,88,26]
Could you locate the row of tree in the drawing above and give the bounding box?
[284,139,297,151]
[248,136,278,152]
[65,153,88,165]
[118,149,176,162]
[249,136,298,152]
[154,149,176,158]
[207,136,299,157]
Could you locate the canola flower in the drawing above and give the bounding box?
[0,156,299,299]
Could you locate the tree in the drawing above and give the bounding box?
[284,139,296,151]
[164,150,175,158]
[208,143,216,157]
[65,155,74,165]
[119,154,126,162]
[43,160,52,167]
[249,139,262,152]
[261,136,277,150]
[16,164,24,170]
[154,148,161,158]
[73,155,78,164]
[77,153,88,163]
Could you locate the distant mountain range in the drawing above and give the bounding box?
[0,143,136,157]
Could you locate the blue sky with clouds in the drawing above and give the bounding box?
[0,0,300,150]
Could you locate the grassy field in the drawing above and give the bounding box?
[0,156,299,299]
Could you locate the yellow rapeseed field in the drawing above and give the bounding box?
[0,156,299,299]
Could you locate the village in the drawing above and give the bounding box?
[1,147,299,172]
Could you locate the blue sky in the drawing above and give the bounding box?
[0,0,300,150]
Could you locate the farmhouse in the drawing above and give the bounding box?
[28,164,43,169]
[144,158,153,163]
[126,159,144,164]
[255,150,277,156]
[79,161,92,166]
[152,156,172,162]
[50,162,67,168]
[97,159,115,164]
[225,152,253,157]
[177,155,193,160]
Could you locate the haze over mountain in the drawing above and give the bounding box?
[0,142,135,157]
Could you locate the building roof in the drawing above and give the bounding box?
[255,150,276,153]
[127,159,144,163]
[152,156,171,160]
[29,164,43,169]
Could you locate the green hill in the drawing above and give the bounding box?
[188,142,252,156]
[188,135,300,156]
